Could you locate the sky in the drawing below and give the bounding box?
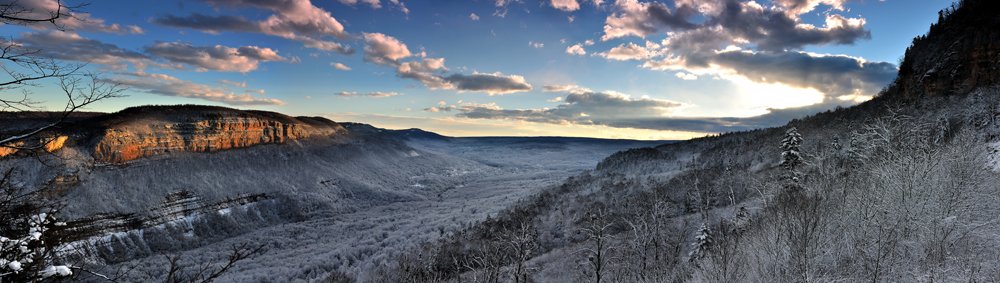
[0,0,954,140]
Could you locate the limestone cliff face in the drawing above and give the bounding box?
[85,106,347,163]
[0,135,68,158]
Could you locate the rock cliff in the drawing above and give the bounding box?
[85,105,348,163]
[1,105,349,163]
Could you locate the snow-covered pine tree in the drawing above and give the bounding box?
[781,127,804,171]
[780,127,804,190]
[689,223,712,262]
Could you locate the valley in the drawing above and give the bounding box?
[0,109,665,281]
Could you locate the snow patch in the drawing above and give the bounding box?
[987,141,1000,171]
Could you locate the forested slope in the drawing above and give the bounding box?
[376,1,1000,282]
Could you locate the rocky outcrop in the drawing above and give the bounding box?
[63,190,271,241]
[0,135,69,158]
[85,106,347,163]
[889,0,1000,98]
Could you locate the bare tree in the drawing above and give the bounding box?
[505,222,537,283]
[0,0,124,150]
[162,243,266,283]
[579,211,614,283]
[0,1,125,281]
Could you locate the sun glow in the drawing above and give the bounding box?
[730,76,826,117]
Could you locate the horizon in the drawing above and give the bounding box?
[0,0,954,140]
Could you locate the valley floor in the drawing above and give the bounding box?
[101,137,664,282]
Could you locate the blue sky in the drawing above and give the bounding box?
[1,0,954,139]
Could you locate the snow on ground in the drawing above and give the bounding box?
[97,137,665,282]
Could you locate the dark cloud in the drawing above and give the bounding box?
[447,89,683,125]
[444,73,533,95]
[144,42,287,73]
[337,0,409,13]
[710,50,897,96]
[151,0,352,53]
[602,0,696,40]
[396,58,451,89]
[712,1,868,51]
[152,14,259,33]
[13,31,152,70]
[603,0,867,50]
[605,100,848,132]
[357,33,533,95]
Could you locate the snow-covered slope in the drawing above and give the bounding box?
[0,107,667,281]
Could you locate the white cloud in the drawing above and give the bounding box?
[596,42,655,61]
[675,72,698,80]
[362,32,413,65]
[550,0,580,11]
[331,62,352,71]
[566,43,587,55]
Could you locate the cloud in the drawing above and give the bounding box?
[152,0,352,53]
[5,0,144,34]
[470,13,480,21]
[529,41,544,48]
[337,0,409,13]
[566,43,587,55]
[449,88,683,125]
[359,34,533,95]
[706,50,897,97]
[602,0,696,40]
[9,29,284,106]
[144,42,287,73]
[675,72,698,80]
[362,32,413,65]
[590,0,888,100]
[642,49,896,97]
[772,0,847,17]
[551,0,581,11]
[111,71,284,105]
[338,0,381,8]
[711,3,868,51]
[443,72,533,95]
[331,62,352,71]
[602,99,852,132]
[543,84,592,94]
[493,0,518,17]
[442,84,858,133]
[153,13,258,33]
[396,58,450,89]
[601,0,868,51]
[12,31,153,70]
[336,91,400,97]
[596,41,657,61]
[219,79,247,88]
